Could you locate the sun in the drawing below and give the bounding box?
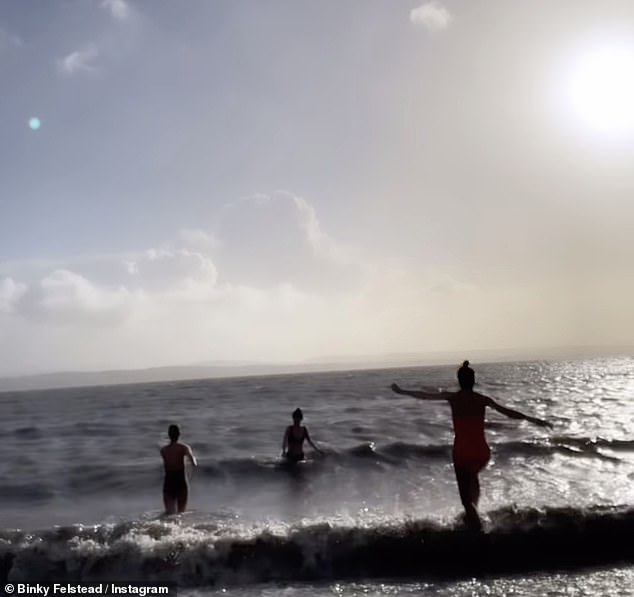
[564,42,634,135]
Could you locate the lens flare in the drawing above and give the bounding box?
[28,117,41,130]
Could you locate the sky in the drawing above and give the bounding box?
[2,0,634,376]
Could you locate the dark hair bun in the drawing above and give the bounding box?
[457,361,475,389]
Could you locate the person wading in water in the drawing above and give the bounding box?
[281,408,322,463]
[160,424,197,514]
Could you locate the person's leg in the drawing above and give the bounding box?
[176,485,188,513]
[164,472,183,514]
[471,473,481,507]
[163,492,177,515]
[453,464,481,530]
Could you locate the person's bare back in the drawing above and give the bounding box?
[448,390,487,418]
[160,442,194,472]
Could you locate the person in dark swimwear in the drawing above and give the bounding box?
[391,360,552,530]
[281,408,322,463]
[160,424,197,515]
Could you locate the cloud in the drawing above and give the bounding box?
[0,278,27,314]
[291,195,359,266]
[18,270,136,326]
[57,45,99,75]
[0,194,371,372]
[123,261,138,275]
[137,248,218,293]
[38,269,129,313]
[101,0,130,22]
[223,192,355,266]
[177,229,221,253]
[55,1,135,78]
[410,2,452,32]
[0,26,22,51]
[212,191,365,292]
[4,246,220,325]
[5,190,631,376]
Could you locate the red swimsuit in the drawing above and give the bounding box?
[451,414,491,473]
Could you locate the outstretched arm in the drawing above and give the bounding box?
[485,396,553,428]
[305,428,323,453]
[390,383,451,401]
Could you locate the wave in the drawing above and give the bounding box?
[2,505,634,587]
[2,436,632,506]
[207,436,634,476]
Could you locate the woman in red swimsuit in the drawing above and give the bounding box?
[391,361,552,530]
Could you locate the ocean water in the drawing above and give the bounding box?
[2,357,634,595]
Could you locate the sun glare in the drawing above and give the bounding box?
[565,43,634,135]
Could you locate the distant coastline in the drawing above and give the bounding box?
[1,346,632,393]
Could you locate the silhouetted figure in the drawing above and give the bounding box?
[281,408,322,463]
[391,360,552,531]
[160,424,197,514]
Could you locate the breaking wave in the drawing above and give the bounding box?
[3,505,634,587]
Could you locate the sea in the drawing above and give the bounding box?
[2,357,634,596]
